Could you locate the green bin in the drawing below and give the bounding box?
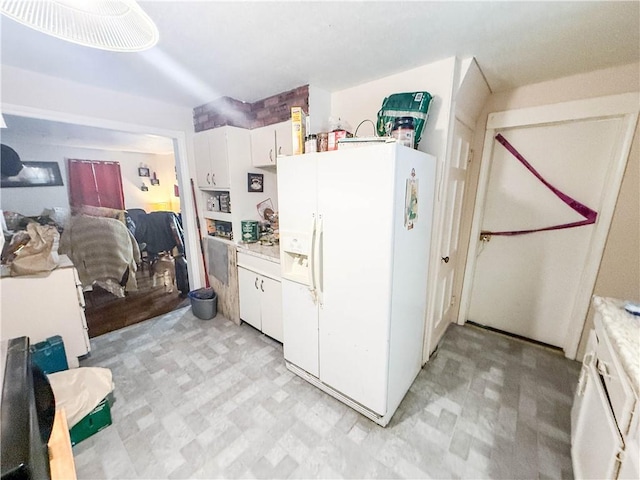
[69,397,112,446]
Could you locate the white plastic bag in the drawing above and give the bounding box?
[47,367,114,428]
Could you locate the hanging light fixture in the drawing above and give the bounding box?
[0,0,159,52]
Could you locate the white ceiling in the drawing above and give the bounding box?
[1,114,175,155]
[1,1,638,151]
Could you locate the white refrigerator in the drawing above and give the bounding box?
[277,142,436,426]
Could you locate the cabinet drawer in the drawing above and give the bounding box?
[596,323,635,435]
[237,252,281,280]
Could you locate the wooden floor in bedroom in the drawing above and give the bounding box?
[83,268,190,338]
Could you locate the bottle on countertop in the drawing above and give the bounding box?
[305,134,318,154]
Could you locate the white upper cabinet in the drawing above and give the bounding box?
[274,120,293,157]
[194,128,232,189]
[250,120,292,167]
[250,124,276,168]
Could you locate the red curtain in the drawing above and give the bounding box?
[93,162,125,209]
[68,159,125,210]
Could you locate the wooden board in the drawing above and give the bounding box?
[48,409,77,480]
[205,237,240,325]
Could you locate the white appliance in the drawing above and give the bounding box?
[277,142,436,426]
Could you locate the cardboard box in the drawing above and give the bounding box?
[69,397,112,446]
[291,107,306,155]
[328,130,353,151]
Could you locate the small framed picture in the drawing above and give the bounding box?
[150,178,160,186]
[138,167,150,177]
[247,173,264,192]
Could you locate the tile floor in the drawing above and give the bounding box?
[74,306,581,479]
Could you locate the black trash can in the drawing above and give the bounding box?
[188,288,217,320]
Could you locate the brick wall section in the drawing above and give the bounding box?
[193,96,253,132]
[193,85,309,132]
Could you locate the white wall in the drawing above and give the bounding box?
[331,57,457,164]
[1,65,203,287]
[0,139,178,216]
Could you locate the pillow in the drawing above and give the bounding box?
[71,205,126,224]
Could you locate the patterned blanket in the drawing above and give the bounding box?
[60,214,140,297]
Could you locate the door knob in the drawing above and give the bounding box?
[441,256,450,263]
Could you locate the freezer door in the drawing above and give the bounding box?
[316,144,397,415]
[281,280,319,376]
[278,155,318,286]
[278,155,320,376]
[277,155,318,244]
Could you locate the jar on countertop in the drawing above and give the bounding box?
[317,132,329,152]
[391,116,415,148]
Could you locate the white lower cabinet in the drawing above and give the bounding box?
[572,356,623,479]
[237,252,283,342]
[572,298,639,479]
[0,256,90,368]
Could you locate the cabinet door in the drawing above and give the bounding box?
[571,364,622,480]
[260,276,283,343]
[208,128,230,189]
[251,124,276,167]
[194,131,213,188]
[274,120,292,157]
[238,267,261,330]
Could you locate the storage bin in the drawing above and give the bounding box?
[30,335,68,374]
[188,288,218,320]
[69,397,112,446]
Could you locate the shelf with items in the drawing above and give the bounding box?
[205,218,233,240]
[202,190,231,214]
[193,124,279,244]
[203,211,232,222]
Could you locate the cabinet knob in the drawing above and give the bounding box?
[269,149,273,162]
[206,173,211,184]
[254,277,259,289]
[212,173,216,186]
[441,256,450,263]
[260,280,264,292]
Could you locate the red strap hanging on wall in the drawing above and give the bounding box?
[481,134,598,237]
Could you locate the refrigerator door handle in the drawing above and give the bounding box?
[316,214,323,306]
[309,213,317,302]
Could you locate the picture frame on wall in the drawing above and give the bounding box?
[247,173,264,192]
[0,161,64,188]
[138,167,150,177]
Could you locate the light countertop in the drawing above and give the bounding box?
[236,242,280,263]
[1,254,74,278]
[594,296,640,395]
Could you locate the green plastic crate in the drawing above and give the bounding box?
[69,397,112,446]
